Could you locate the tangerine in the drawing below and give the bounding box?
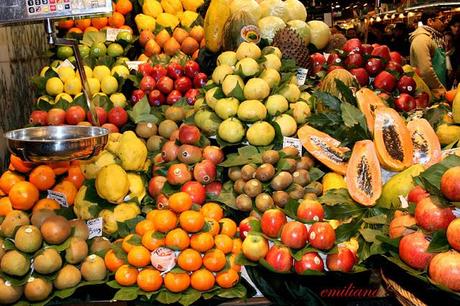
[179,210,204,233]
[108,12,125,28]
[153,209,177,233]
[75,19,91,31]
[8,181,39,210]
[216,269,239,288]
[115,265,138,286]
[219,218,237,237]
[64,165,85,189]
[142,230,165,251]
[52,181,77,206]
[177,248,202,271]
[32,198,60,212]
[127,245,151,267]
[228,253,241,272]
[49,161,70,175]
[232,238,242,255]
[0,197,13,216]
[190,269,215,291]
[115,0,133,15]
[135,219,156,236]
[200,203,223,221]
[165,228,190,251]
[190,232,214,253]
[68,27,83,34]
[0,171,24,194]
[9,155,32,173]
[214,234,233,254]
[105,249,126,272]
[137,269,163,292]
[203,249,226,272]
[164,272,190,293]
[122,233,142,253]
[58,19,74,30]
[91,17,108,29]
[205,218,220,236]
[29,165,56,191]
[168,192,193,213]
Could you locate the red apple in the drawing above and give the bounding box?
[101,123,118,133]
[408,186,429,204]
[308,222,336,250]
[397,75,417,95]
[374,71,396,92]
[157,76,174,95]
[167,62,184,79]
[350,68,369,86]
[151,64,168,82]
[429,251,460,291]
[175,76,193,94]
[242,233,269,261]
[294,252,324,274]
[260,209,287,238]
[131,89,145,105]
[296,199,324,222]
[181,181,206,205]
[415,197,455,231]
[361,44,373,55]
[440,166,460,201]
[29,110,48,126]
[344,53,364,69]
[239,216,259,240]
[139,75,156,93]
[415,92,430,109]
[327,65,343,73]
[327,53,342,66]
[107,106,128,127]
[193,73,207,88]
[311,53,326,66]
[65,105,86,125]
[148,89,165,106]
[87,106,107,125]
[399,232,435,270]
[371,45,391,62]
[281,221,308,249]
[138,63,153,76]
[365,58,384,76]
[185,88,200,105]
[386,61,403,76]
[184,60,200,78]
[265,245,293,273]
[447,219,460,251]
[166,90,182,105]
[342,38,363,54]
[179,124,201,145]
[47,108,66,125]
[326,247,356,272]
[390,51,403,65]
[394,93,416,112]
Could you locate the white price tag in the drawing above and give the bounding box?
[296,68,309,86]
[126,61,145,71]
[453,208,460,218]
[106,27,129,42]
[283,136,303,156]
[47,190,68,207]
[86,217,103,239]
[57,59,75,70]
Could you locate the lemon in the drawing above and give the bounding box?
[116,31,133,44]
[57,66,75,83]
[100,76,118,95]
[143,0,163,17]
[40,66,51,77]
[110,93,127,108]
[322,172,347,193]
[107,43,124,57]
[46,77,64,96]
[56,46,73,59]
[50,60,62,68]
[95,164,130,203]
[93,66,111,82]
[87,78,101,96]
[113,203,141,222]
[83,66,93,78]
[111,65,130,79]
[37,95,52,103]
[55,93,73,103]
[90,42,107,57]
[64,77,83,95]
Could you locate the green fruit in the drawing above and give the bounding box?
[0,210,30,238]
[14,225,42,253]
[65,237,89,264]
[235,58,259,77]
[215,97,239,120]
[90,42,107,57]
[107,43,124,57]
[117,31,133,44]
[205,87,221,110]
[279,83,301,102]
[259,68,281,88]
[291,101,311,124]
[217,51,238,66]
[243,78,270,100]
[57,46,73,59]
[81,254,107,281]
[237,100,267,122]
[222,75,244,99]
[246,121,275,146]
[90,237,112,256]
[1,250,29,276]
[261,54,282,71]
[212,65,234,84]
[275,114,297,136]
[265,95,288,116]
[78,44,90,58]
[194,109,222,136]
[54,265,81,290]
[218,118,245,143]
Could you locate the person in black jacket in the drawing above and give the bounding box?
[448,15,460,87]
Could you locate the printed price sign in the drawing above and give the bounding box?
[58,59,75,70]
[47,190,68,207]
[283,136,302,156]
[126,61,145,71]
[87,217,103,239]
[106,27,129,42]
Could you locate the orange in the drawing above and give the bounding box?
[135,219,155,236]
[137,269,163,292]
[228,253,241,272]
[144,40,161,57]
[68,27,83,34]
[164,272,190,293]
[9,181,39,210]
[52,181,77,206]
[58,19,74,30]
[115,265,138,286]
[205,218,220,236]
[49,161,70,175]
[179,210,204,233]
[0,197,13,216]
[146,209,158,221]
[216,269,239,288]
[142,230,165,251]
[192,49,199,61]
[165,228,190,251]
[214,234,233,254]
[203,249,226,272]
[115,0,133,15]
[0,171,24,194]
[219,218,237,237]
[64,165,85,189]
[9,155,32,173]
[446,89,457,103]
[190,232,214,253]
[200,203,223,221]
[32,198,60,212]
[75,19,91,31]
[153,209,177,233]
[105,249,126,272]
[108,12,125,28]
[232,238,242,255]
[177,248,202,271]
[127,245,151,267]
[190,269,215,291]
[168,192,192,213]
[91,17,108,29]
[84,26,99,33]
[122,233,142,253]
[29,165,56,191]
[189,26,204,42]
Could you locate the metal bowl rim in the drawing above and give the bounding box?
[4,126,109,143]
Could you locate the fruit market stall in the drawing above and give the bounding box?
[1,0,460,305]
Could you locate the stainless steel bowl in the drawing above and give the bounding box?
[5,126,109,162]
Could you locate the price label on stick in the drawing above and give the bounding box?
[47,190,68,207]
[283,136,303,156]
[87,217,103,239]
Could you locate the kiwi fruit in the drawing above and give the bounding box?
[90,237,112,256]
[158,119,178,139]
[270,171,293,191]
[164,106,186,122]
[280,158,297,173]
[228,167,242,181]
[34,248,62,274]
[241,164,257,181]
[281,147,299,158]
[288,183,305,200]
[235,194,253,212]
[24,277,52,302]
[1,250,30,276]
[296,156,315,170]
[273,191,290,208]
[0,210,30,238]
[304,192,318,200]
[233,179,246,194]
[255,164,275,182]
[65,237,89,264]
[0,277,23,304]
[69,219,89,241]
[31,209,55,228]
[293,169,311,186]
[262,150,280,164]
[81,254,107,281]
[243,179,263,198]
[136,122,157,138]
[147,135,165,152]
[40,215,71,245]
[14,225,42,253]
[255,193,274,212]
[54,265,81,290]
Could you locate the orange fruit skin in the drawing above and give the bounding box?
[203,249,226,272]
[190,232,214,253]
[200,203,223,221]
[0,171,25,195]
[115,265,138,286]
[137,269,163,292]
[128,246,151,268]
[191,269,215,291]
[0,197,13,216]
[105,249,125,272]
[168,192,193,213]
[164,272,190,293]
[153,210,178,233]
[177,248,202,272]
[216,269,240,288]
[29,165,56,191]
[179,210,205,233]
[165,228,190,251]
[9,181,39,210]
[115,0,133,15]
[52,181,77,206]
[32,198,60,212]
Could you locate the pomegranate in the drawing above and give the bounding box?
[447,218,460,251]
[193,159,216,184]
[264,245,293,273]
[181,181,206,205]
[148,176,167,197]
[389,211,416,239]
[399,232,435,270]
[440,166,460,201]
[428,251,460,291]
[179,124,201,145]
[161,141,179,162]
[415,197,455,231]
[202,146,224,165]
[167,163,192,185]
[205,181,222,198]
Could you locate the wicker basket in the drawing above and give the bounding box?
[380,269,427,306]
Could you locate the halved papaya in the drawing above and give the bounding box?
[346,140,382,206]
[407,118,442,167]
[356,88,386,134]
[297,125,350,175]
[374,107,413,171]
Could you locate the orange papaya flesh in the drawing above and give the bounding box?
[356,87,386,134]
[407,118,442,167]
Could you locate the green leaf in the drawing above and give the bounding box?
[210,180,236,210]
[113,287,139,301]
[179,288,201,306]
[423,104,450,129]
[127,96,158,124]
[234,252,258,266]
[217,283,247,298]
[308,167,325,182]
[92,94,113,112]
[156,290,181,304]
[45,236,72,252]
[283,199,300,220]
[107,280,123,289]
[228,81,245,101]
[376,235,400,249]
[340,102,362,128]
[334,79,357,105]
[428,230,450,252]
[161,181,181,197]
[82,31,107,46]
[313,91,341,111]
[362,214,387,225]
[292,246,318,261]
[335,220,362,243]
[358,228,381,243]
[72,93,90,111]
[280,59,298,73]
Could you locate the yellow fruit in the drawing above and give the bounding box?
[64,77,82,95]
[110,93,127,108]
[436,124,460,145]
[98,209,118,234]
[161,0,183,15]
[113,202,141,222]
[95,164,130,203]
[57,66,76,83]
[156,13,180,29]
[204,0,231,52]
[322,172,347,193]
[93,66,111,82]
[181,0,204,11]
[83,66,93,78]
[143,0,163,17]
[125,173,146,202]
[135,14,156,32]
[46,77,64,96]
[55,93,73,103]
[180,10,199,28]
[111,65,130,79]
[113,131,148,171]
[40,66,51,77]
[100,76,118,95]
[87,78,101,96]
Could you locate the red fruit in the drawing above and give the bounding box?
[374,71,396,92]
[87,107,107,125]
[157,76,174,95]
[414,92,430,109]
[193,73,207,88]
[265,245,293,273]
[151,64,168,82]
[350,68,369,86]
[327,53,342,66]
[184,60,200,78]
[167,62,184,79]
[311,53,326,70]
[131,89,145,105]
[371,43,380,49]
[308,222,335,250]
[148,176,167,197]
[429,251,460,291]
[202,146,224,164]
[365,58,384,76]
[65,106,86,125]
[108,106,128,127]
[179,124,201,145]
[185,88,200,105]
[361,44,373,55]
[47,108,66,125]
[30,110,48,126]
[326,247,356,272]
[296,200,324,222]
[371,45,391,62]
[415,197,455,231]
[193,159,216,185]
[408,186,429,204]
[239,216,258,240]
[181,181,206,205]
[344,53,364,69]
[166,90,182,105]
[294,252,324,274]
[394,94,416,112]
[139,75,156,93]
[175,77,193,94]
[399,232,435,270]
[161,141,179,162]
[342,38,363,54]
[378,92,391,101]
[205,181,222,198]
[167,163,192,185]
[281,221,308,249]
[138,63,153,76]
[390,51,403,65]
[101,123,119,133]
[156,193,169,209]
[389,212,416,239]
[397,75,417,95]
[440,166,460,201]
[327,65,343,73]
[385,61,403,76]
[260,209,287,238]
[148,89,165,106]
[447,219,460,251]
